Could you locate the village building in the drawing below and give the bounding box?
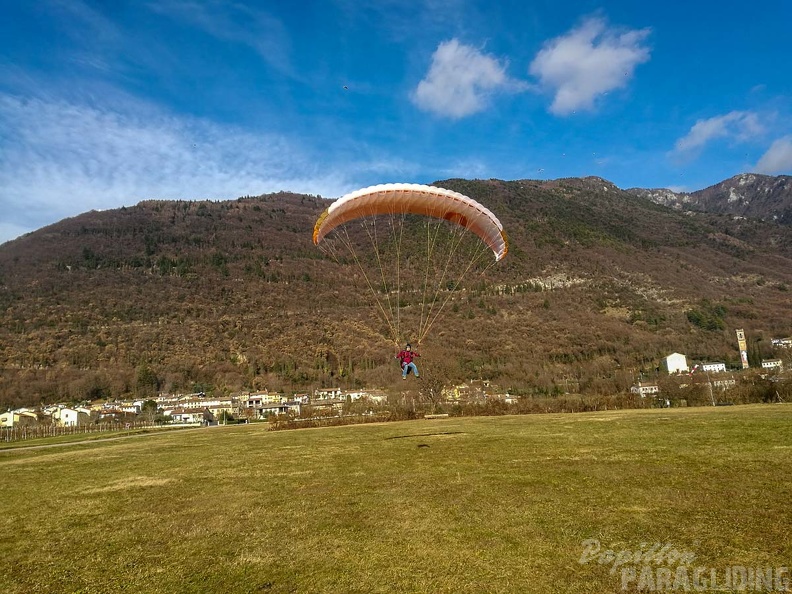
[700,362,727,373]
[630,383,660,396]
[166,409,205,424]
[761,359,783,371]
[712,379,737,390]
[180,397,234,412]
[314,388,341,400]
[342,390,370,401]
[101,401,141,414]
[663,353,689,374]
[357,390,387,405]
[0,409,39,428]
[244,400,302,419]
[442,381,489,402]
[50,407,89,427]
[243,393,284,408]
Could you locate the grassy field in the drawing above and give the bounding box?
[1,404,790,593]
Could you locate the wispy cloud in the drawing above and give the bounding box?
[755,136,792,174]
[673,111,764,155]
[412,39,525,119]
[147,0,294,77]
[529,16,651,116]
[0,93,356,244]
[437,157,491,179]
[49,0,121,44]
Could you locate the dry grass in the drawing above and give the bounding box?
[1,404,791,593]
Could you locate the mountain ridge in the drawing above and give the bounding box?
[626,173,792,224]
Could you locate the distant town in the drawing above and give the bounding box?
[2,333,790,437]
[630,348,785,399]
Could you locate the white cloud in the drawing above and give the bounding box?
[673,111,764,154]
[412,39,523,119]
[0,93,356,244]
[755,136,792,174]
[529,16,651,115]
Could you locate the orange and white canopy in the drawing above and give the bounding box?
[312,183,508,261]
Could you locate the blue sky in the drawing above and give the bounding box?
[1,0,791,244]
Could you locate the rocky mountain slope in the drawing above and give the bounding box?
[628,174,792,224]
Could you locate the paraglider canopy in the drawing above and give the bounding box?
[313,183,508,262]
[312,183,507,345]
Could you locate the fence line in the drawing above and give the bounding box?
[1,421,155,443]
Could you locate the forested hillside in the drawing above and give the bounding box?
[1,177,791,408]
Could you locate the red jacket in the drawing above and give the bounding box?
[397,349,419,365]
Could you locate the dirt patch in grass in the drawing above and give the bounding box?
[81,476,178,494]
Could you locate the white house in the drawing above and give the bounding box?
[166,409,204,424]
[771,338,792,348]
[701,362,727,373]
[52,407,88,427]
[343,390,369,401]
[630,383,660,397]
[97,409,131,420]
[362,390,387,405]
[0,410,39,428]
[314,388,341,400]
[254,402,301,418]
[308,399,345,414]
[102,401,140,414]
[244,393,284,407]
[664,353,689,374]
[339,390,387,404]
[761,359,783,371]
[205,401,235,417]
